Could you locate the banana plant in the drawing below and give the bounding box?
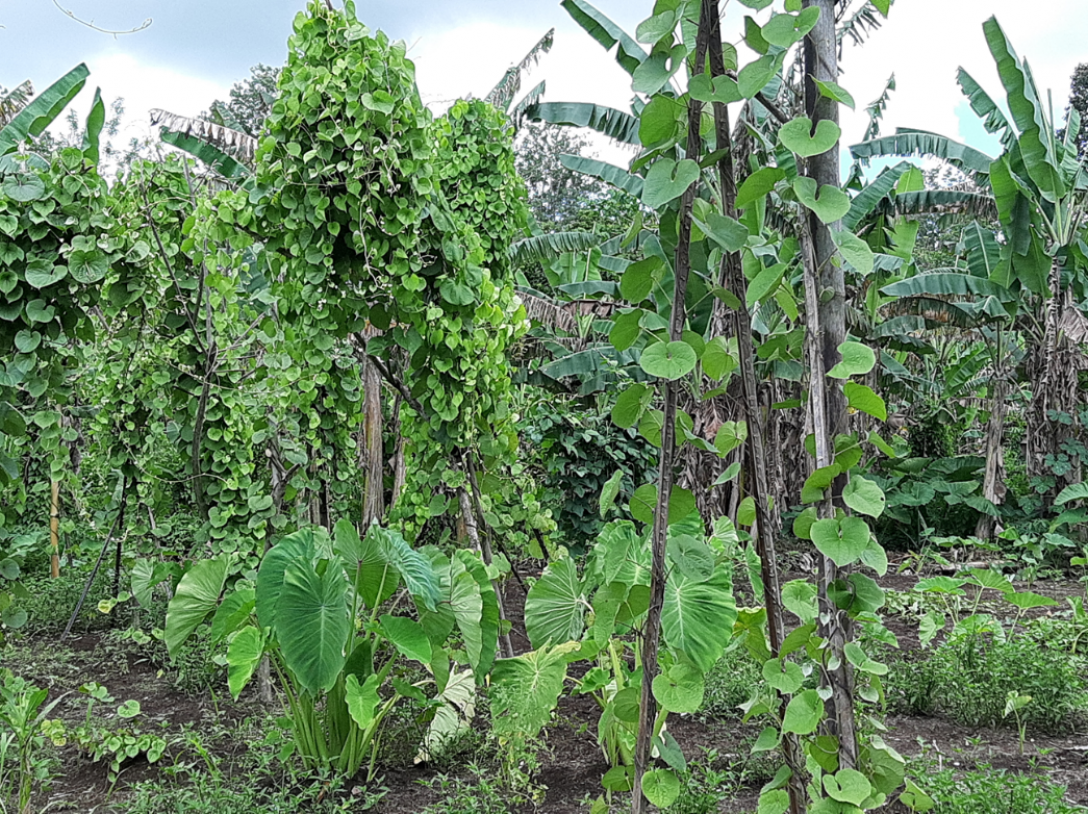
[851,16,1088,494]
[163,521,498,778]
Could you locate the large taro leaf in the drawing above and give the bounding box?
[454,550,499,678]
[490,642,579,740]
[164,555,229,657]
[334,519,398,611]
[256,528,317,631]
[524,558,586,649]
[662,566,736,672]
[226,626,264,700]
[416,547,456,643]
[374,525,440,612]
[275,560,350,695]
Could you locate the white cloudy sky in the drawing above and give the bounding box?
[2,0,1086,163]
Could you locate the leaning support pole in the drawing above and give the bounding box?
[64,475,130,638]
[705,6,805,810]
[632,9,708,813]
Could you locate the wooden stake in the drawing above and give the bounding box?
[50,480,60,578]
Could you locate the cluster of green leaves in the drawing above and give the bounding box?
[520,396,656,550]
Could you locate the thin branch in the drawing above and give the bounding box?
[49,0,151,35]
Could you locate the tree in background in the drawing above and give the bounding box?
[1061,63,1088,158]
[205,64,280,136]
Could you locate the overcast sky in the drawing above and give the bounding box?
[2,0,1086,165]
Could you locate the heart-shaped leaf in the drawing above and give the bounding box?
[844,381,886,420]
[832,229,874,274]
[612,383,652,429]
[693,210,748,253]
[14,330,40,353]
[843,476,886,519]
[761,7,820,48]
[620,257,663,302]
[762,657,804,693]
[736,167,786,209]
[640,340,697,380]
[824,769,872,806]
[2,174,46,202]
[610,310,644,351]
[827,341,876,378]
[793,177,851,224]
[811,516,871,568]
[814,78,856,109]
[782,689,822,734]
[643,158,700,209]
[25,299,55,324]
[24,258,67,289]
[689,74,743,105]
[0,214,17,236]
[652,662,705,713]
[68,249,108,284]
[632,44,687,96]
[642,769,681,808]
[639,95,680,147]
[635,9,682,44]
[779,117,841,157]
[738,53,784,99]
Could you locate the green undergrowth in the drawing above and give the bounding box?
[883,633,1086,733]
[909,761,1083,814]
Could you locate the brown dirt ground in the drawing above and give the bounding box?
[5,569,1088,813]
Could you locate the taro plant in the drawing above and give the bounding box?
[164,521,498,780]
[504,515,737,809]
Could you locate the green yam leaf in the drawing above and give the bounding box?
[736,167,785,209]
[640,340,697,380]
[642,769,681,808]
[782,689,822,734]
[779,117,841,158]
[844,382,886,421]
[794,177,851,224]
[642,157,700,209]
[652,662,705,713]
[810,516,871,568]
[842,476,886,519]
[827,341,876,378]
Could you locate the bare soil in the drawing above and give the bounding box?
[5,570,1087,813]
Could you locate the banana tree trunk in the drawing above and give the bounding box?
[1027,257,1077,490]
[976,326,1008,539]
[803,0,859,771]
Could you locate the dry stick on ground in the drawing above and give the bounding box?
[705,7,807,811]
[802,0,859,769]
[631,9,710,813]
